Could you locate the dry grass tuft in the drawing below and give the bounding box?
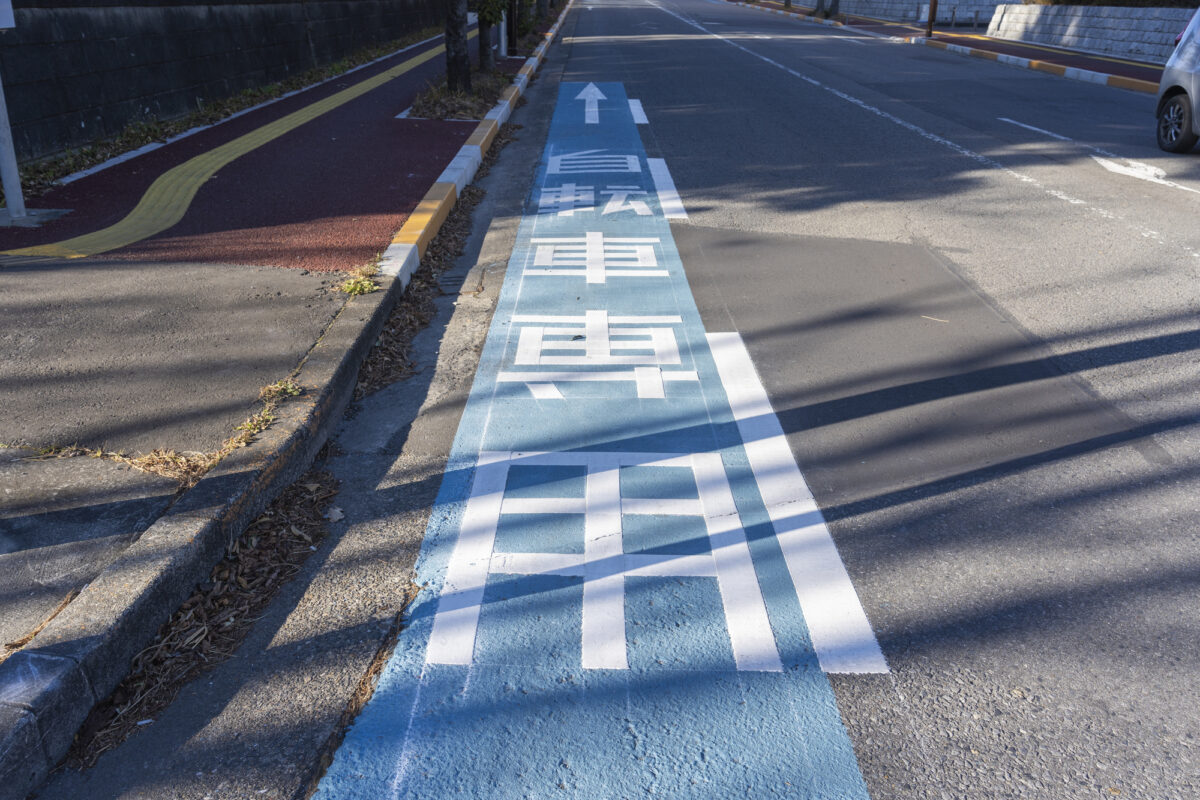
[23,376,305,489]
[66,469,341,769]
[121,449,220,487]
[410,71,514,120]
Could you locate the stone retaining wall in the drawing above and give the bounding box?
[987,4,1194,64]
[0,0,444,162]
[837,0,1000,25]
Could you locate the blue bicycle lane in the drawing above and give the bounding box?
[315,82,886,799]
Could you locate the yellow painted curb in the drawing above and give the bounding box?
[1030,60,1066,77]
[466,118,500,152]
[739,0,1162,98]
[385,0,572,270]
[1108,74,1157,94]
[392,182,458,256]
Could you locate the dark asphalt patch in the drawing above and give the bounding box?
[675,224,1134,506]
[675,223,1198,799]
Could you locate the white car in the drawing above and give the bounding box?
[1157,9,1200,152]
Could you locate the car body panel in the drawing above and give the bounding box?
[1159,9,1200,135]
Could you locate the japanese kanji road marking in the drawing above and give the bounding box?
[426,451,783,671]
[529,232,663,283]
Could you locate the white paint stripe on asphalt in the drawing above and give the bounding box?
[707,332,889,674]
[629,98,649,124]
[694,451,785,673]
[653,2,1200,261]
[1089,155,1200,195]
[997,117,1071,141]
[998,117,1200,196]
[647,157,688,219]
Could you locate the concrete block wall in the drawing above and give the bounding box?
[0,0,444,162]
[987,4,1194,64]
[837,0,999,25]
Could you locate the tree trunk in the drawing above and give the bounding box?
[516,0,529,37]
[478,18,495,73]
[446,0,472,93]
[827,0,839,15]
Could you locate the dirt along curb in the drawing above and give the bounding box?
[0,8,571,798]
[729,1,1160,94]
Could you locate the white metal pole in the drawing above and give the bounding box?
[499,11,508,58]
[0,65,25,220]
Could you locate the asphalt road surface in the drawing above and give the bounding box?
[549,1,1200,797]
[43,1,1200,797]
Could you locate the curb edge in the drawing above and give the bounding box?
[729,1,1158,94]
[0,4,573,797]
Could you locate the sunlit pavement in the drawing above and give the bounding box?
[317,1,1200,796]
[29,0,1200,797]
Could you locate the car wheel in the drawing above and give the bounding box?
[1157,94,1199,153]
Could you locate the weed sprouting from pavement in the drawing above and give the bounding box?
[260,378,302,403]
[20,375,307,488]
[339,275,380,296]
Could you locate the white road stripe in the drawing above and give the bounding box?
[996,117,1070,141]
[629,98,649,124]
[694,452,784,673]
[583,464,628,670]
[707,332,888,674]
[651,2,1200,260]
[425,461,507,665]
[648,158,688,219]
[997,116,1200,196]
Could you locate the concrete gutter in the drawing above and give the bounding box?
[730,1,1159,94]
[916,37,1158,94]
[0,6,572,798]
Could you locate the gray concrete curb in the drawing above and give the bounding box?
[730,1,1159,94]
[0,5,572,796]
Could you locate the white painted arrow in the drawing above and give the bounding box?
[576,83,606,125]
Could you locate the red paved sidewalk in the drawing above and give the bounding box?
[0,35,524,273]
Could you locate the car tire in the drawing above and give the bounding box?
[1157,94,1199,153]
